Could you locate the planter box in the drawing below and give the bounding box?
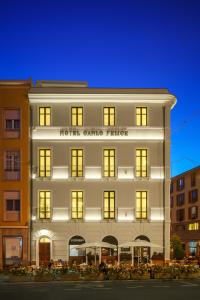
[58,273,80,281]
[154,273,172,279]
[9,275,32,282]
[34,275,53,282]
[83,274,99,281]
[131,273,150,280]
[179,273,200,279]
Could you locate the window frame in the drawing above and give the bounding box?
[71,191,83,219]
[103,191,115,219]
[39,107,51,126]
[177,177,185,191]
[188,222,199,231]
[71,107,83,126]
[5,150,20,172]
[103,107,115,126]
[136,107,147,126]
[6,199,20,211]
[39,148,51,177]
[191,173,196,187]
[103,149,116,177]
[176,208,185,222]
[136,191,148,220]
[39,190,51,219]
[71,149,83,177]
[176,193,185,206]
[136,149,148,177]
[189,189,198,203]
[188,206,198,220]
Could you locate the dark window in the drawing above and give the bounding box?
[176,193,185,206]
[6,199,20,211]
[170,182,173,193]
[5,151,20,171]
[189,189,198,203]
[177,178,185,191]
[5,119,20,130]
[191,173,196,187]
[170,196,173,208]
[175,224,185,231]
[188,206,198,219]
[176,209,185,221]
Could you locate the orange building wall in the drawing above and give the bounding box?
[0,81,31,269]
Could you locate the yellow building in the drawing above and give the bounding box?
[0,80,31,269]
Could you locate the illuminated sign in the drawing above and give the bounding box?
[60,128,128,137]
[32,127,164,140]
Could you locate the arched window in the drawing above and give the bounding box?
[102,235,118,257]
[102,235,118,245]
[39,237,50,243]
[69,235,85,257]
[135,235,150,242]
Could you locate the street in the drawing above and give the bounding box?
[1,279,200,300]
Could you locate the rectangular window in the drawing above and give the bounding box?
[5,151,20,171]
[191,173,196,187]
[170,182,173,193]
[39,107,51,126]
[39,191,51,219]
[71,149,83,177]
[104,191,115,219]
[136,149,147,177]
[3,237,22,264]
[71,107,83,126]
[189,241,197,256]
[136,107,147,126]
[177,177,185,191]
[103,107,115,126]
[4,109,20,138]
[71,191,83,219]
[188,206,198,220]
[103,149,115,177]
[4,151,20,180]
[188,222,199,231]
[170,196,173,208]
[176,193,185,206]
[39,149,51,177]
[6,199,20,211]
[189,189,198,203]
[6,119,20,130]
[136,191,147,219]
[176,209,185,221]
[4,191,20,221]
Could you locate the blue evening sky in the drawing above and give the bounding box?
[0,0,200,176]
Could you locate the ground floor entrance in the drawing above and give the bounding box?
[39,237,51,266]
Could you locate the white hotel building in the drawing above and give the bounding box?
[29,81,176,266]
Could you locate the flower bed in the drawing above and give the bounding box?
[1,264,200,282]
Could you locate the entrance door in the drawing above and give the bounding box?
[39,237,50,266]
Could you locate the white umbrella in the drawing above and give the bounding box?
[74,242,116,249]
[73,242,116,264]
[119,240,163,248]
[119,240,163,265]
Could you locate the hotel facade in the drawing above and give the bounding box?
[0,80,31,269]
[29,81,176,265]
